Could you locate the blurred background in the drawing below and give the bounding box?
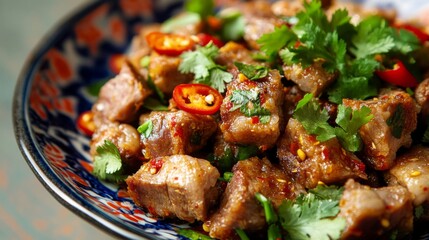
[0,0,114,239]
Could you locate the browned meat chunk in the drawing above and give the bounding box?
[343,90,418,170]
[220,70,284,148]
[237,1,285,50]
[126,155,220,222]
[277,118,367,189]
[339,179,413,239]
[128,24,161,66]
[148,52,193,94]
[283,62,336,96]
[90,122,142,171]
[386,146,429,206]
[216,42,263,70]
[139,110,217,159]
[205,157,304,239]
[415,78,429,122]
[92,62,152,126]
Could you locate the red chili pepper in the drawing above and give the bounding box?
[172,83,223,115]
[395,23,429,44]
[375,60,419,88]
[77,111,95,136]
[146,32,195,56]
[197,33,224,48]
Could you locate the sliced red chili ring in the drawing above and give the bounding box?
[146,31,195,56]
[375,60,419,88]
[77,111,96,136]
[197,33,224,48]
[172,83,223,115]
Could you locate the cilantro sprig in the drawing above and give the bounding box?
[230,89,271,124]
[254,185,345,240]
[92,140,127,182]
[234,62,268,80]
[278,185,346,240]
[259,0,421,103]
[179,43,233,93]
[293,93,373,152]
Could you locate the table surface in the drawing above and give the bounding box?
[0,0,115,239]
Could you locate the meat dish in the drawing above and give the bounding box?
[78,0,429,239]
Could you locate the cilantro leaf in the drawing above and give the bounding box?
[185,0,214,20]
[92,140,126,182]
[293,93,336,141]
[257,25,297,59]
[218,11,245,41]
[278,185,346,240]
[350,16,395,59]
[137,120,153,138]
[294,94,373,152]
[230,89,271,123]
[234,62,268,80]
[179,43,232,92]
[335,104,373,152]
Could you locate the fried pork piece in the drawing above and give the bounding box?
[148,52,193,94]
[339,179,413,240]
[236,1,285,50]
[126,155,220,222]
[220,70,284,148]
[343,90,418,170]
[277,118,367,189]
[385,146,429,206]
[90,122,142,172]
[139,110,217,159]
[92,62,152,127]
[282,61,337,96]
[205,157,304,239]
[216,42,264,70]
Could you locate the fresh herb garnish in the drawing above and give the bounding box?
[86,79,108,97]
[255,193,282,240]
[260,0,421,103]
[258,25,297,60]
[230,89,271,124]
[219,10,245,41]
[235,229,250,240]
[386,104,405,139]
[294,93,373,152]
[137,120,153,138]
[234,62,268,80]
[422,124,429,144]
[142,97,169,111]
[179,43,233,93]
[278,185,346,240]
[178,229,214,240]
[219,171,233,182]
[92,140,126,182]
[161,13,200,33]
[185,0,214,20]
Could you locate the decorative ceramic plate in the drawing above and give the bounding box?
[12,0,429,239]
